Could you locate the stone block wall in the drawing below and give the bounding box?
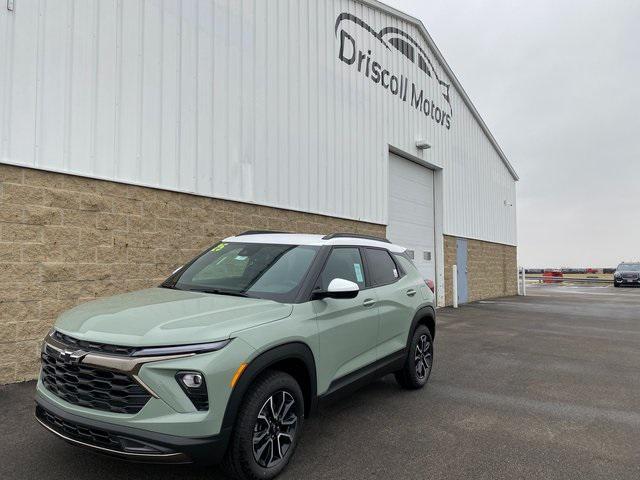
[0,164,384,384]
[443,234,518,306]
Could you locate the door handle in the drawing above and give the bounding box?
[362,298,376,307]
[406,289,417,297]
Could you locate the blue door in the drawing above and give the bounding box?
[456,238,468,304]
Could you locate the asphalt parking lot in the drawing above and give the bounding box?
[1,284,639,479]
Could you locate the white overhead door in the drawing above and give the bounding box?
[388,153,436,283]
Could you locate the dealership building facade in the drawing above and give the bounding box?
[0,0,517,384]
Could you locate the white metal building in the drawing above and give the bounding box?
[0,0,518,307]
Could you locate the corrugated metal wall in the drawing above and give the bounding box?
[0,0,517,245]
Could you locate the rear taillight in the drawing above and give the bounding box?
[425,279,435,293]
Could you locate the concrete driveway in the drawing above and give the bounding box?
[1,284,639,479]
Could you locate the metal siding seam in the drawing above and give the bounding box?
[197,0,212,197]
[34,0,46,167]
[353,0,360,220]
[284,0,291,209]
[330,0,337,215]
[303,0,311,212]
[136,0,145,182]
[264,0,274,204]
[194,0,200,192]
[331,0,339,216]
[238,0,244,200]
[293,0,302,210]
[252,0,258,204]
[209,0,215,196]
[261,0,270,203]
[224,0,230,197]
[320,0,329,213]
[305,0,312,213]
[175,0,182,188]
[0,7,15,159]
[17,3,33,162]
[345,0,352,216]
[90,0,100,174]
[158,0,165,186]
[62,0,75,171]
[113,0,123,178]
[288,0,297,209]
[275,0,282,207]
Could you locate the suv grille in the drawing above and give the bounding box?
[36,405,123,450]
[52,330,138,356]
[36,405,171,455]
[41,349,151,414]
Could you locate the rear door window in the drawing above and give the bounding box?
[364,248,400,286]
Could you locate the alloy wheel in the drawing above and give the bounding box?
[414,334,432,380]
[252,390,298,468]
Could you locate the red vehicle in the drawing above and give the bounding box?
[543,269,563,283]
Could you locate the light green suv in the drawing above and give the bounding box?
[36,231,436,479]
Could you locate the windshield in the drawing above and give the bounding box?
[168,242,320,302]
[618,263,640,272]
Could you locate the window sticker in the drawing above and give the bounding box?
[393,268,399,278]
[211,243,226,253]
[235,255,248,261]
[354,263,364,283]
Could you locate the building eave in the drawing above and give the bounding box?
[358,0,520,181]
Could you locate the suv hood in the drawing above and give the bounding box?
[54,287,293,347]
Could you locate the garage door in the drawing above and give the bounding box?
[387,153,436,283]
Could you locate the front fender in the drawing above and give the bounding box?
[221,342,318,430]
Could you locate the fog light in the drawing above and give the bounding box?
[179,372,203,389]
[176,371,209,411]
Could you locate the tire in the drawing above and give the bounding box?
[395,325,433,389]
[614,282,620,288]
[222,370,304,480]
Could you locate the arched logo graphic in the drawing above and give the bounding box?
[335,13,452,130]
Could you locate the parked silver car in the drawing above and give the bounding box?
[613,263,640,287]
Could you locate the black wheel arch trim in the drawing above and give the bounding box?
[407,305,436,347]
[221,341,318,430]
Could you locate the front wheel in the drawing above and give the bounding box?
[222,371,304,480]
[395,325,433,389]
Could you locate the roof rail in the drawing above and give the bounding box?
[236,230,290,236]
[321,233,391,244]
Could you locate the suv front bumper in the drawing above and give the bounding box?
[35,394,231,464]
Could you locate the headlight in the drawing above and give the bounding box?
[614,272,621,278]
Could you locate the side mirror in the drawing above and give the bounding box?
[314,278,360,300]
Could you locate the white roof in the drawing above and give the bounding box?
[222,233,406,253]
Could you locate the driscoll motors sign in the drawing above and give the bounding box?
[335,13,453,130]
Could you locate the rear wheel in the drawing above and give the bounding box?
[222,371,304,480]
[395,325,433,389]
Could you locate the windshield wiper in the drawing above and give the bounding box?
[187,287,250,298]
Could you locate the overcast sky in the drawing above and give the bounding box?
[384,0,640,268]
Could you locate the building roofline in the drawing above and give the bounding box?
[358,0,519,181]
